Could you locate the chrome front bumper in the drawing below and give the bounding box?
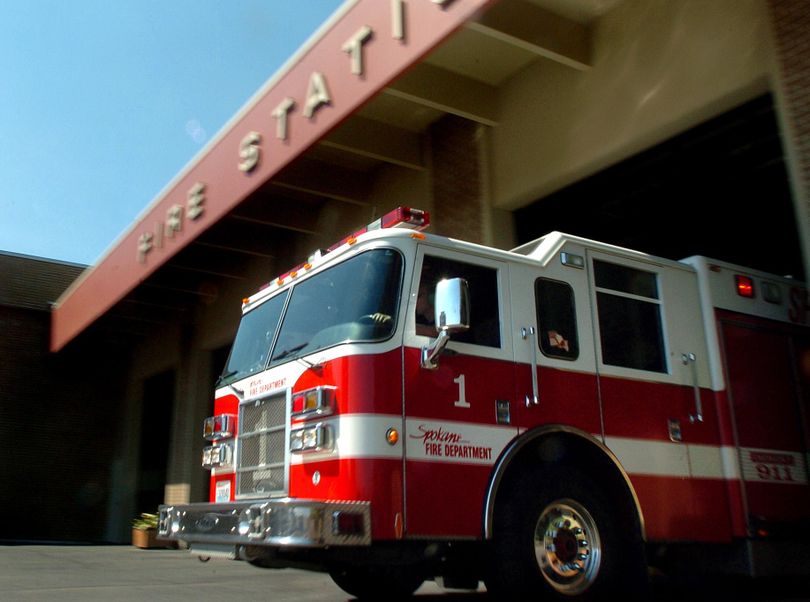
[158,499,371,548]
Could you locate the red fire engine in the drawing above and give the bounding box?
[159,207,810,599]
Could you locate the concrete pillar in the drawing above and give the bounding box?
[767,0,810,276]
[430,115,486,243]
[165,320,213,505]
[104,377,143,542]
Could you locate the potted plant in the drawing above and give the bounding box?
[131,512,160,549]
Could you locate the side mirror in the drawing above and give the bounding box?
[421,278,470,369]
[434,278,470,333]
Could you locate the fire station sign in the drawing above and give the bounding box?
[137,182,205,263]
[55,0,495,354]
[134,0,467,264]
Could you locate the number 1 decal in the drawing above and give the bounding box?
[454,374,470,408]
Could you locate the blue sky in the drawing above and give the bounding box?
[0,0,343,265]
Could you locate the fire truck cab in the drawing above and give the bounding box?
[159,207,810,599]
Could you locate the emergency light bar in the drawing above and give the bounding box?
[253,207,430,298]
[326,206,430,253]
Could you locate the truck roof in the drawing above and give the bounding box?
[244,216,807,328]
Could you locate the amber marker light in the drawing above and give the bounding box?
[386,428,400,445]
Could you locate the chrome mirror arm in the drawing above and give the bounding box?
[418,277,469,370]
[420,330,451,370]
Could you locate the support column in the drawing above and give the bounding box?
[430,115,486,243]
[104,377,143,542]
[767,0,810,276]
[165,321,213,505]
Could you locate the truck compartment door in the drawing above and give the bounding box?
[721,319,810,533]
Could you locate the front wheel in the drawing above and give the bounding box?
[486,466,647,600]
[534,497,603,595]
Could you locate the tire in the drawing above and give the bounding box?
[486,465,648,600]
[329,565,425,600]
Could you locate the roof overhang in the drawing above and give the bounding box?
[51,0,613,351]
[50,0,500,352]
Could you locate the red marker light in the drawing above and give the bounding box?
[736,275,754,298]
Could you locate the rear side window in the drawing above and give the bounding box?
[535,278,579,360]
[594,260,667,373]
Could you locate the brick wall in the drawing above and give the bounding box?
[430,115,485,243]
[767,0,810,274]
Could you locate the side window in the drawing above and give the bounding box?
[594,260,667,373]
[535,278,579,360]
[416,255,501,348]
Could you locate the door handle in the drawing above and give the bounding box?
[522,327,539,407]
[682,352,703,423]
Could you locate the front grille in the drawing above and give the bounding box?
[237,391,289,498]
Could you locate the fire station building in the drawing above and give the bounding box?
[5,0,807,543]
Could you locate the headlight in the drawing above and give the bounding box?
[290,424,333,454]
[202,443,233,469]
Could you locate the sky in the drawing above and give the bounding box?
[0,0,344,265]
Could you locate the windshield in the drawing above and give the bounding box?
[271,248,403,363]
[220,289,288,385]
[220,248,403,384]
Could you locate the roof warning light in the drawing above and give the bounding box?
[735,275,754,298]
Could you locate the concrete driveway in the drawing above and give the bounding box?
[0,545,454,601]
[1,545,808,601]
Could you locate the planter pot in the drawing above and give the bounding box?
[132,528,159,549]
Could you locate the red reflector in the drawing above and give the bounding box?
[736,275,754,298]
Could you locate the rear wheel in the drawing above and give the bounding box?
[486,465,647,600]
[329,565,425,600]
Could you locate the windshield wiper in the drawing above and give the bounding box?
[215,369,239,387]
[272,342,309,362]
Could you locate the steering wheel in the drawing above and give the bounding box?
[357,313,391,325]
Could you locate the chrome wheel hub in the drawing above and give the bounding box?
[534,498,601,595]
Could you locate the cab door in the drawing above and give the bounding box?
[402,247,518,538]
[507,252,601,437]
